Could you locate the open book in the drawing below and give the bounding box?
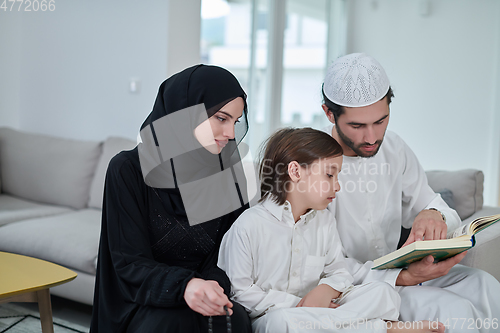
[372,213,500,270]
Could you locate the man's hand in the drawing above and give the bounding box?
[184,278,233,316]
[396,251,467,286]
[402,209,447,247]
[296,284,340,308]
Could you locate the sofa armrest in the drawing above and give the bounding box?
[460,206,500,282]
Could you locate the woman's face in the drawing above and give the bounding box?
[194,97,245,154]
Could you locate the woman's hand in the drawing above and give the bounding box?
[184,278,233,316]
[296,284,340,308]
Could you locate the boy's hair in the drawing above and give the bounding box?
[258,127,343,205]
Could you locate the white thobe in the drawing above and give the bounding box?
[323,124,500,332]
[218,199,401,332]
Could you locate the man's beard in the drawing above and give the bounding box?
[335,124,384,158]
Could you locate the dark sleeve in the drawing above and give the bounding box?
[102,154,199,308]
[201,266,231,295]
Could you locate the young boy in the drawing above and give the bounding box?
[218,128,444,333]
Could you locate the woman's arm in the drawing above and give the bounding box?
[101,155,227,312]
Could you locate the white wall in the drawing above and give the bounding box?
[2,0,499,205]
[346,0,500,206]
[0,0,201,142]
[0,13,21,129]
[166,0,202,77]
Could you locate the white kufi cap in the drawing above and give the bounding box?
[323,53,390,107]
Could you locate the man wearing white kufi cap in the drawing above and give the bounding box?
[322,53,500,332]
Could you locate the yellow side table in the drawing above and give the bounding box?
[0,251,77,333]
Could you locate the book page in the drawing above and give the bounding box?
[449,214,500,239]
[450,223,470,239]
[471,214,500,233]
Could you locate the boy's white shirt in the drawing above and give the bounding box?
[218,198,353,319]
[321,124,462,286]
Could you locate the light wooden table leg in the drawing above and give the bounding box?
[37,289,54,333]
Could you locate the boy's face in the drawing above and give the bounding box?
[298,155,343,211]
[326,97,390,157]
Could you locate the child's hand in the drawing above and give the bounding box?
[329,300,341,309]
[296,284,340,308]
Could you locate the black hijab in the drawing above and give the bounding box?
[140,64,248,140]
[137,64,249,224]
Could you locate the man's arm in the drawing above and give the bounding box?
[397,139,464,284]
[400,137,461,244]
[402,208,448,246]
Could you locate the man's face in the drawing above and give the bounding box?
[326,97,390,157]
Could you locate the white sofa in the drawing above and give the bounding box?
[0,127,499,307]
[0,127,136,305]
[425,169,500,281]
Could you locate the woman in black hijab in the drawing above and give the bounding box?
[90,65,252,332]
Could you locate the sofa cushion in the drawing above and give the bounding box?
[0,127,102,209]
[88,137,137,209]
[460,206,500,280]
[0,209,101,274]
[0,194,72,226]
[436,189,455,210]
[426,169,484,220]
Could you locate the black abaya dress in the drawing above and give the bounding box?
[90,147,251,332]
